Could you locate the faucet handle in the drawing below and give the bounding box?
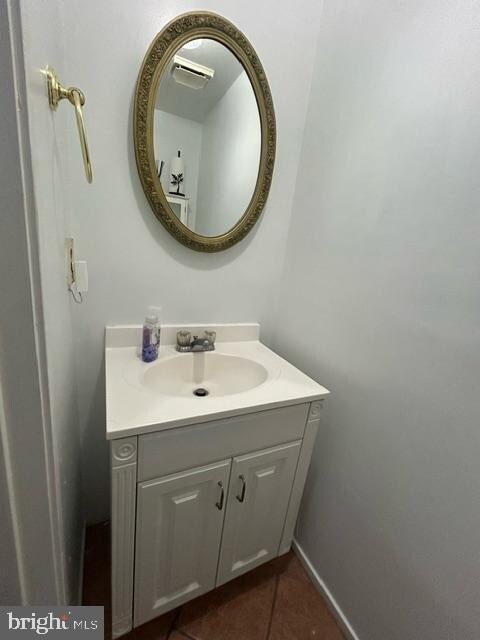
[204,329,216,346]
[176,330,191,347]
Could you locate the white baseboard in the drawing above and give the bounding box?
[292,539,360,640]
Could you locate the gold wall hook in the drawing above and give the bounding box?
[46,66,93,183]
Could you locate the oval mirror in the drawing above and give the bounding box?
[134,13,276,252]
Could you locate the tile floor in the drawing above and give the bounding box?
[82,522,345,640]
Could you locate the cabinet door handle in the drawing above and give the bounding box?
[236,474,246,503]
[216,481,225,510]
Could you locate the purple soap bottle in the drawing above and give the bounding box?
[142,307,161,363]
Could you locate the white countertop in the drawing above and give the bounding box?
[105,324,330,440]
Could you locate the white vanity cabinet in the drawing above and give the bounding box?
[216,441,301,585]
[134,459,231,625]
[110,400,324,638]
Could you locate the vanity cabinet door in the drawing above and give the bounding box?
[134,459,231,627]
[216,441,301,586]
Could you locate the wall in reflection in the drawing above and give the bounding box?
[196,72,260,236]
[154,38,261,236]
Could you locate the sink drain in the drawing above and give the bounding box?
[193,387,209,397]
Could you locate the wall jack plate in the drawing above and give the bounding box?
[65,237,76,287]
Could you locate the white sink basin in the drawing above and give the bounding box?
[142,352,268,397]
[106,323,329,438]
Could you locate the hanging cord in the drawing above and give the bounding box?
[68,283,83,304]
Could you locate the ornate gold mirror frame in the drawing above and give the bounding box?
[133,12,276,252]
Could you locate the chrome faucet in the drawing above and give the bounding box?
[176,330,216,353]
[190,336,211,351]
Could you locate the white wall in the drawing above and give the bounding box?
[54,0,323,523]
[1,0,82,605]
[272,1,480,639]
[0,0,24,605]
[196,71,260,235]
[16,0,84,604]
[154,109,202,222]
[0,433,21,604]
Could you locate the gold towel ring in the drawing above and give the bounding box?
[46,67,93,183]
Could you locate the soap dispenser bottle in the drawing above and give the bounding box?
[142,307,161,363]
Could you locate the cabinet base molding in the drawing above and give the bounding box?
[112,615,134,640]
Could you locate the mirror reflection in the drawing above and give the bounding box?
[154,38,261,236]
